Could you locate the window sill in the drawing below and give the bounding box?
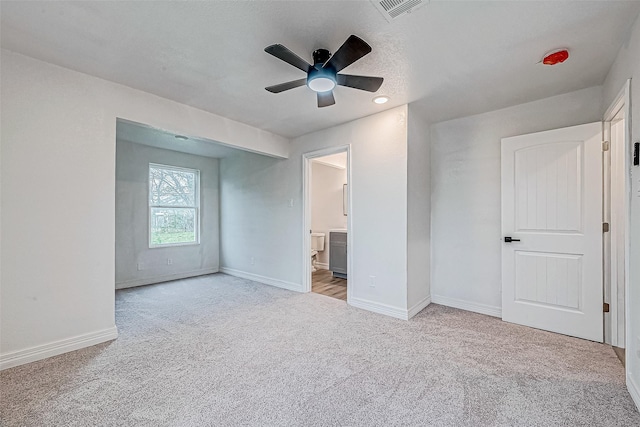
[149,242,200,249]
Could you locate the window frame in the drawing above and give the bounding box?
[148,163,201,248]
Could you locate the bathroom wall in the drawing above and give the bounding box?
[311,161,347,268]
[115,139,220,289]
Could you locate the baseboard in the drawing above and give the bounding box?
[407,295,431,319]
[115,267,218,289]
[315,263,329,270]
[219,267,303,293]
[431,295,502,318]
[628,373,640,412]
[349,297,409,320]
[0,326,118,371]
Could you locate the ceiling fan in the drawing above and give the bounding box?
[264,35,384,108]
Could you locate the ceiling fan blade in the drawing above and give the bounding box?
[317,91,335,108]
[264,44,315,73]
[323,35,372,73]
[265,79,307,93]
[336,74,383,92]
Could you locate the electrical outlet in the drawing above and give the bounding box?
[369,275,376,287]
[167,258,172,266]
[288,199,294,208]
[250,257,255,265]
[137,262,144,271]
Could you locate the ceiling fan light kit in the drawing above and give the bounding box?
[264,35,384,108]
[307,76,336,92]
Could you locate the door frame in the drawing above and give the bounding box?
[603,79,631,350]
[302,145,353,302]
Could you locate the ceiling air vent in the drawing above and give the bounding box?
[371,0,428,22]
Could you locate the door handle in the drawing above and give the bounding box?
[504,236,520,243]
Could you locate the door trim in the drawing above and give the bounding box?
[302,145,353,303]
[603,79,631,350]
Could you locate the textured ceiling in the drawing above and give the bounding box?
[2,1,639,139]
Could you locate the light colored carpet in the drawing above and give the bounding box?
[1,273,638,426]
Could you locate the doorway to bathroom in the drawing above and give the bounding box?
[302,146,351,302]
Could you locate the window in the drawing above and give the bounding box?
[149,164,200,247]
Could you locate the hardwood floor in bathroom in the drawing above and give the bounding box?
[312,269,347,301]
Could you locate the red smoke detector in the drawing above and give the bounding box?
[542,49,569,65]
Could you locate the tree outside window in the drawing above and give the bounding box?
[149,164,200,247]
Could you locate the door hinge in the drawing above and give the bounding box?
[603,222,610,233]
[602,141,610,152]
[603,302,610,313]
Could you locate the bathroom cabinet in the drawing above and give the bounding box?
[329,231,347,279]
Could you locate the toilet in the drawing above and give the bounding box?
[310,232,326,272]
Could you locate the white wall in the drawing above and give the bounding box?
[603,13,640,410]
[115,139,220,289]
[407,105,431,313]
[0,49,288,369]
[219,151,299,289]
[311,161,347,267]
[297,106,409,315]
[221,106,411,318]
[430,86,603,317]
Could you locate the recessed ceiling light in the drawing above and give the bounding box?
[174,135,189,141]
[373,95,389,104]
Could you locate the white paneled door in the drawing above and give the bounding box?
[501,122,603,342]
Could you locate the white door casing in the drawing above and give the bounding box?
[603,80,631,349]
[607,113,627,347]
[302,145,353,302]
[501,122,603,342]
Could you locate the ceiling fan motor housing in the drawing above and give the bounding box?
[312,49,332,66]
